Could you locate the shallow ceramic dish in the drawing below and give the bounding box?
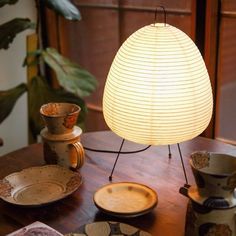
[93,182,157,217]
[0,165,82,207]
[65,221,152,236]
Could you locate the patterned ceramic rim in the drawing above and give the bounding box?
[40,102,81,118]
[65,221,152,236]
[93,182,158,217]
[190,151,236,175]
[0,165,82,207]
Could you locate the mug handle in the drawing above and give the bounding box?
[68,141,85,169]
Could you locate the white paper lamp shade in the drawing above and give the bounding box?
[103,23,213,145]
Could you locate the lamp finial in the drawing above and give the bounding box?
[155,6,167,26]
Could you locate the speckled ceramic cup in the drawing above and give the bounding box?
[40,103,81,134]
[40,126,85,169]
[190,151,236,201]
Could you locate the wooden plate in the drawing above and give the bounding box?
[0,165,82,207]
[93,182,157,217]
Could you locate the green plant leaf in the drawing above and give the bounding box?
[0,83,27,123]
[0,0,18,8]
[28,76,87,138]
[42,48,97,98]
[44,0,81,20]
[0,18,35,50]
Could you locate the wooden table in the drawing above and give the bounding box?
[0,131,236,235]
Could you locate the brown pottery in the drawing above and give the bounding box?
[40,103,85,170]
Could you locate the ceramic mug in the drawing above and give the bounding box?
[41,126,85,169]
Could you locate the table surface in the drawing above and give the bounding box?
[0,131,236,236]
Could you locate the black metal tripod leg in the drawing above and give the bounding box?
[177,143,189,185]
[168,144,172,159]
[109,139,125,182]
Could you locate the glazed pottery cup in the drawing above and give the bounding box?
[190,151,236,199]
[40,103,81,134]
[41,126,85,169]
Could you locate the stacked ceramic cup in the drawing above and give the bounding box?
[40,103,85,170]
[180,151,236,236]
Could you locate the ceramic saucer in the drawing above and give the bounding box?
[187,185,236,209]
[0,165,82,207]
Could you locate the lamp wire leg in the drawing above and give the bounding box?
[168,145,172,159]
[177,143,189,185]
[109,138,125,182]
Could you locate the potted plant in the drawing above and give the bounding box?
[0,0,97,142]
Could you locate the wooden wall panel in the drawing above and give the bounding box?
[44,8,59,49]
[221,1,236,11]
[58,6,120,131]
[59,7,120,105]
[74,0,118,6]
[218,18,236,85]
[120,11,191,43]
[200,0,220,138]
[215,13,236,144]
[118,0,192,42]
[120,0,191,9]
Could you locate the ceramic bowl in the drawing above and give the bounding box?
[40,103,81,134]
[190,151,236,199]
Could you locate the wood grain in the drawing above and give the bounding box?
[0,131,236,235]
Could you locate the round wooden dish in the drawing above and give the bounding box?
[93,182,157,217]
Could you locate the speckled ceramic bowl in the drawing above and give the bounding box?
[40,103,81,134]
[189,151,236,208]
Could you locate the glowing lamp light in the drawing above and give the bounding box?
[103,23,213,145]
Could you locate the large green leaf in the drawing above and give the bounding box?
[44,0,81,20]
[42,48,97,98]
[0,18,35,50]
[28,76,87,138]
[0,83,27,123]
[0,0,18,7]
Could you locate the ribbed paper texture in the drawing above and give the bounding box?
[103,23,213,145]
